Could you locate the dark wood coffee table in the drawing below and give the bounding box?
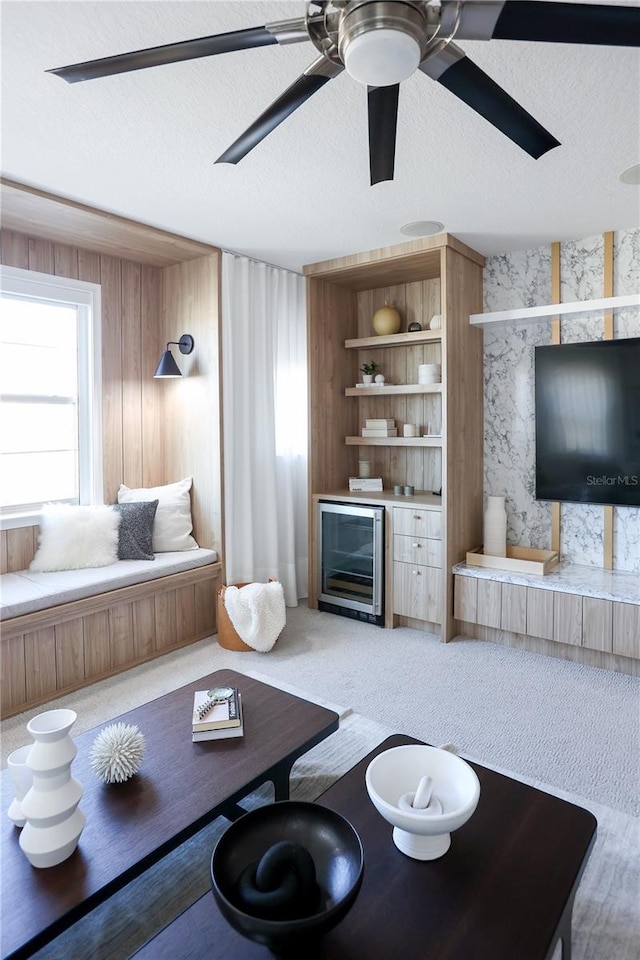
[132,734,597,960]
[1,669,339,960]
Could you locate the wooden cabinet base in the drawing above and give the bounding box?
[456,621,639,677]
[0,563,222,718]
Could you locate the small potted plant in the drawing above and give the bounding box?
[360,361,378,385]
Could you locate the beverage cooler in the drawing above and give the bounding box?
[317,501,384,626]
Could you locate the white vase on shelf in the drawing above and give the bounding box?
[19,709,85,869]
[483,495,507,557]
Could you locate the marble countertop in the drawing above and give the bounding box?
[452,560,640,605]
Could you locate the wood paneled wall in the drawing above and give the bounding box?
[0,230,163,572]
[1,230,223,571]
[161,255,223,559]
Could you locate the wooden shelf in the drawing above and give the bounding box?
[346,436,443,447]
[345,330,442,349]
[469,293,639,327]
[345,383,442,396]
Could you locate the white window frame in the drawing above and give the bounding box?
[0,265,103,528]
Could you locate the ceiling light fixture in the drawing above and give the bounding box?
[338,2,427,87]
[399,220,445,238]
[342,29,421,86]
[619,163,640,185]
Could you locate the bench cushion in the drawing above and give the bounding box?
[0,548,218,620]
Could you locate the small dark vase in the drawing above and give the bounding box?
[408,321,422,332]
[210,801,364,957]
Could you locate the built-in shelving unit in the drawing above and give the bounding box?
[345,384,442,396]
[345,436,443,447]
[345,330,442,348]
[304,232,485,641]
[469,292,639,327]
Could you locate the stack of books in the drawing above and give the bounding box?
[192,686,244,742]
[361,418,397,438]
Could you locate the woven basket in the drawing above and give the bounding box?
[216,581,279,652]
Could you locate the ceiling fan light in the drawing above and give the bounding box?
[343,29,421,86]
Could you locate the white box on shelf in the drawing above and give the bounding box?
[365,419,395,428]
[362,428,398,437]
[348,478,384,492]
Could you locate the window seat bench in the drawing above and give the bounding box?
[0,549,222,719]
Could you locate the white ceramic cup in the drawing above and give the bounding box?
[403,424,417,438]
[359,460,371,478]
[7,745,33,828]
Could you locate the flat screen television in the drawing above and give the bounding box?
[535,337,640,506]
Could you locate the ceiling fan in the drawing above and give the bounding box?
[48,1,640,185]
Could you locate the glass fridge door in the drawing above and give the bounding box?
[319,504,383,614]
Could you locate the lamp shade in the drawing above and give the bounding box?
[154,349,182,378]
[153,334,194,378]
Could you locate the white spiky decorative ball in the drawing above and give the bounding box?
[90,723,146,784]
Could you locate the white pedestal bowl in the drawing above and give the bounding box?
[365,745,480,860]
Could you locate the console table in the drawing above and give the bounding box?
[454,560,639,674]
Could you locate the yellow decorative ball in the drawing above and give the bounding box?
[372,301,401,336]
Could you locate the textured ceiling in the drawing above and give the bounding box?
[1,0,639,272]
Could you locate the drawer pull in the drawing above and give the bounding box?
[412,542,421,548]
[412,569,421,576]
[413,515,423,521]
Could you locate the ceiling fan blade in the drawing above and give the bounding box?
[492,1,640,46]
[420,44,560,159]
[446,1,640,45]
[216,58,343,165]
[47,19,309,83]
[367,85,399,185]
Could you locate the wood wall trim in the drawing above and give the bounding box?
[603,230,614,569]
[0,178,219,267]
[303,234,485,287]
[550,241,561,555]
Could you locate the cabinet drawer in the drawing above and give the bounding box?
[553,592,582,646]
[501,583,527,634]
[476,579,502,629]
[454,575,477,622]
[393,508,441,540]
[393,535,441,568]
[526,587,554,640]
[582,597,613,652]
[393,562,442,623]
[613,602,640,659]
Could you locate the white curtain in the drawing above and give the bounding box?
[221,252,308,605]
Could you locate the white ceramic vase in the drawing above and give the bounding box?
[19,709,85,869]
[484,495,507,557]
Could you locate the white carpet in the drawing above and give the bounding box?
[5,604,638,816]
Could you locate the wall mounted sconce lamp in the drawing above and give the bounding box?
[154,334,194,378]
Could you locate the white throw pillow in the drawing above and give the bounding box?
[30,504,120,572]
[117,478,198,552]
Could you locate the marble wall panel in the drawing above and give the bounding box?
[483,228,639,573]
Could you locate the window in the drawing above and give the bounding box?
[0,266,102,523]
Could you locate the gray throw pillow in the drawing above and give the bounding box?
[112,500,159,560]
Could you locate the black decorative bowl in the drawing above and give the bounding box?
[210,801,364,957]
